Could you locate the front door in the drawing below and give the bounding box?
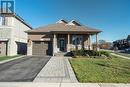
[59,38,65,51]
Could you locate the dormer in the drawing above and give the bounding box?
[56,19,68,24]
[67,20,81,26]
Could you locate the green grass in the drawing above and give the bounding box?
[0,55,20,61]
[70,56,130,83]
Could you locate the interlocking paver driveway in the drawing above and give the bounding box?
[34,56,78,83]
[0,56,50,82]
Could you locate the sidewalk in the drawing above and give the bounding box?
[34,56,78,83]
[111,53,130,59]
[0,82,129,87]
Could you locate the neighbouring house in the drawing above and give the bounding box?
[93,40,112,50]
[113,35,130,50]
[0,10,32,56]
[127,35,130,46]
[26,19,101,56]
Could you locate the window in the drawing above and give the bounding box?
[0,16,6,25]
[72,35,83,45]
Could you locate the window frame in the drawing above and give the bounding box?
[72,35,83,45]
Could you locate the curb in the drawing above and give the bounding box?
[0,55,25,64]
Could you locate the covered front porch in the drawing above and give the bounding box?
[53,32,99,56]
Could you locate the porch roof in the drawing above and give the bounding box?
[26,20,102,34]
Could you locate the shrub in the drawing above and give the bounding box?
[99,51,110,57]
[67,49,110,58]
[84,50,100,56]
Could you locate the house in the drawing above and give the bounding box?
[127,35,130,43]
[26,19,101,56]
[0,10,32,56]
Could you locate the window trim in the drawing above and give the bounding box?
[72,35,83,45]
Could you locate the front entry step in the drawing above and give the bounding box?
[54,52,67,56]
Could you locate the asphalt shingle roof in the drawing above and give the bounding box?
[27,20,101,33]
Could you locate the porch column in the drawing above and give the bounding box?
[67,34,70,52]
[53,34,57,56]
[83,35,89,50]
[88,35,92,50]
[96,33,99,51]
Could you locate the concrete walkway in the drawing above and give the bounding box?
[34,56,78,83]
[111,53,130,59]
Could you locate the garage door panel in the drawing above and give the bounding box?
[32,41,52,56]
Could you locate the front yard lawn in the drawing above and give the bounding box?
[70,56,130,83]
[0,55,20,61]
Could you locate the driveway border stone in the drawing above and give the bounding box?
[64,57,78,83]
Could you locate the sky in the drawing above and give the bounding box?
[13,0,130,42]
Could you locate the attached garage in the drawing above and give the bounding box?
[16,42,27,55]
[32,41,52,56]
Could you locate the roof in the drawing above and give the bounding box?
[27,19,102,34]
[0,8,32,29]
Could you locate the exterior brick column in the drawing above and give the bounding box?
[53,34,57,56]
[67,34,70,52]
[27,39,32,55]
